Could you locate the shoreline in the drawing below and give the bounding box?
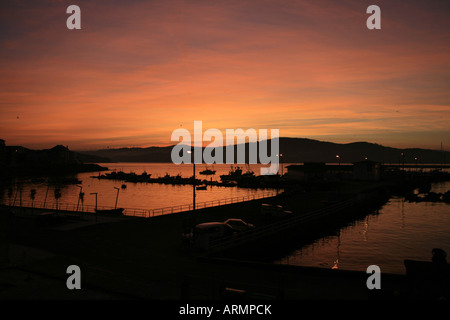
[1,179,448,300]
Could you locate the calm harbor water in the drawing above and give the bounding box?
[2,163,277,211]
[275,181,450,275]
[3,163,449,275]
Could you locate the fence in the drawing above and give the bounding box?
[2,190,279,218]
[148,190,279,217]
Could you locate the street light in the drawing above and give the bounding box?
[187,150,196,212]
[336,155,341,180]
[400,152,405,170]
[76,185,82,212]
[335,155,342,182]
[43,185,50,208]
[276,153,284,176]
[114,187,120,209]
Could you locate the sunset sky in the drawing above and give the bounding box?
[0,0,449,151]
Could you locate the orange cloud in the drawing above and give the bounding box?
[0,0,449,150]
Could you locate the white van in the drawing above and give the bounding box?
[193,222,236,250]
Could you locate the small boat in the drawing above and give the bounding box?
[200,169,216,175]
[97,171,151,183]
[220,166,243,181]
[200,165,216,175]
[196,185,207,190]
[443,191,450,203]
[242,170,255,177]
[242,164,255,177]
[95,208,124,215]
[220,165,255,181]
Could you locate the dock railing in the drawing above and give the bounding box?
[2,190,279,218]
[148,190,279,217]
[2,199,149,217]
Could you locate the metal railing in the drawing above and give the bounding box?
[2,190,279,218]
[206,196,362,253]
[147,190,279,217]
[2,199,149,217]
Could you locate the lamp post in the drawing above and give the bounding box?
[400,152,405,171]
[43,185,49,209]
[76,185,82,212]
[336,155,341,181]
[280,153,283,176]
[30,189,36,212]
[187,150,196,212]
[114,187,120,209]
[276,153,284,176]
[414,157,418,172]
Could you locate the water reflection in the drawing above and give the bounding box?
[276,181,450,275]
[331,230,341,270]
[1,163,278,212]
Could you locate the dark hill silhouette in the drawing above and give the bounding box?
[0,142,108,177]
[79,146,174,163]
[78,137,448,165]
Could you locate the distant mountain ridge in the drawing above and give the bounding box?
[78,137,449,165]
[0,143,108,177]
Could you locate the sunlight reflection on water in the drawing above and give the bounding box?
[275,181,450,275]
[2,163,277,211]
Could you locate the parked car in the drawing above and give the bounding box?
[192,222,237,250]
[224,218,255,232]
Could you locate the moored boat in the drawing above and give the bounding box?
[199,169,216,175]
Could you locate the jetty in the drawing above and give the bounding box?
[2,172,449,300]
[92,171,238,187]
[91,168,290,189]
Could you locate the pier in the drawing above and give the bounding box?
[1,190,279,219]
[1,178,448,300]
[0,191,407,301]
